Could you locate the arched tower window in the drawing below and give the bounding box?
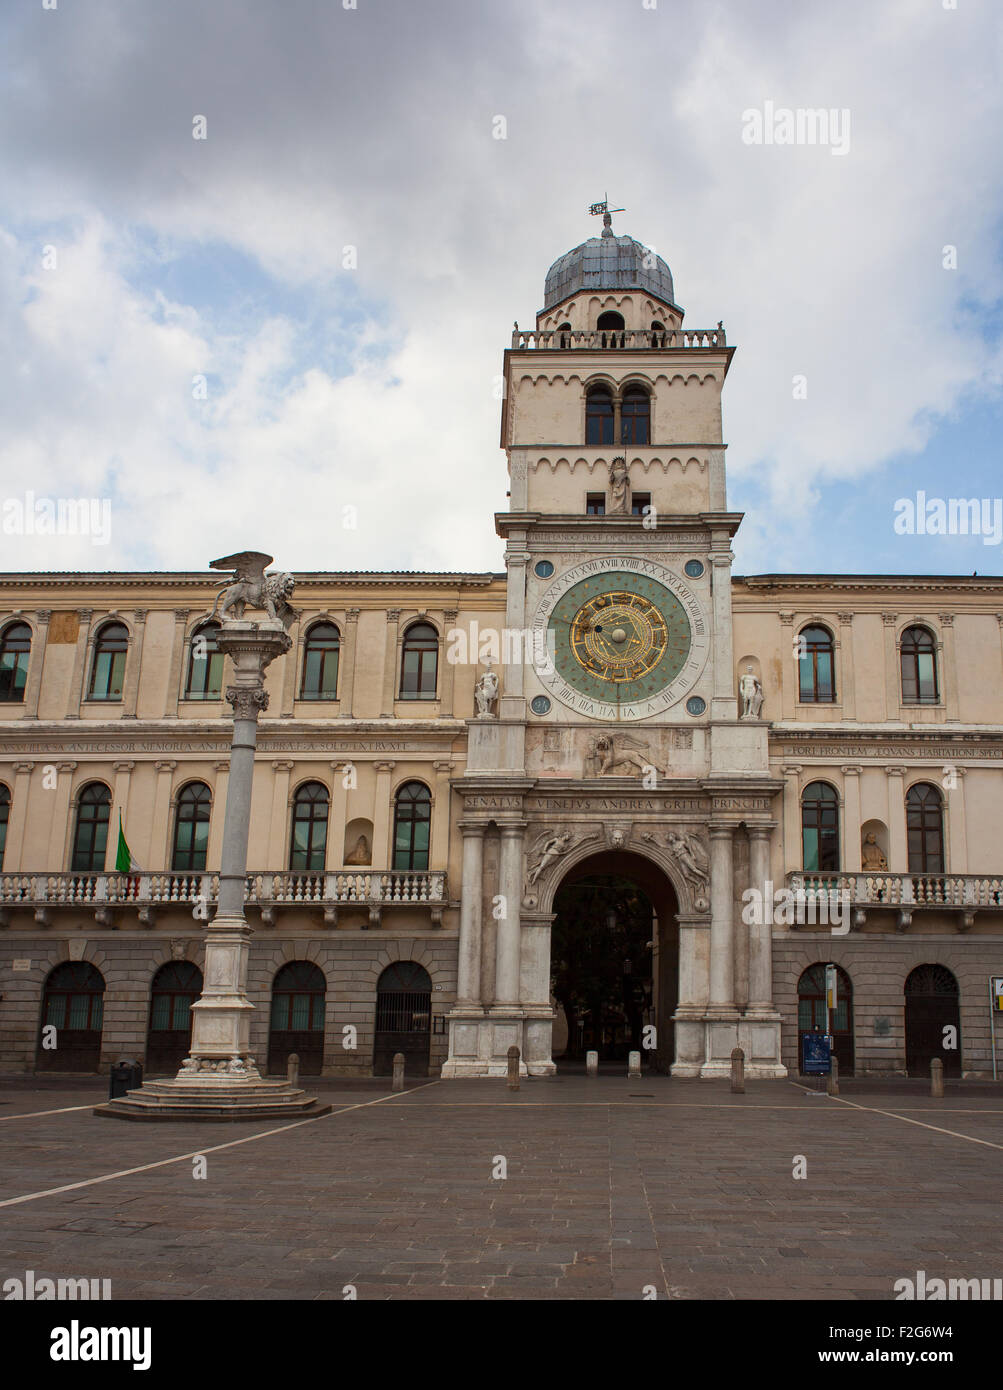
[300,621,340,700]
[289,782,329,871]
[620,386,650,445]
[71,783,111,872]
[585,386,614,446]
[393,781,431,871]
[906,783,944,873]
[399,622,438,700]
[901,626,938,704]
[801,781,840,871]
[172,782,212,872]
[184,623,223,699]
[798,625,836,703]
[88,622,128,701]
[0,622,31,702]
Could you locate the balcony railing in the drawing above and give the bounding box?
[787,871,1003,930]
[510,326,727,351]
[0,870,448,929]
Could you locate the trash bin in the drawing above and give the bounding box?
[109,1058,143,1099]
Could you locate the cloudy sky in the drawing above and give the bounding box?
[1,0,1001,578]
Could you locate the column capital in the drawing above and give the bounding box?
[885,765,907,777]
[781,763,802,777]
[214,760,230,773]
[385,609,401,623]
[155,760,178,774]
[271,760,295,773]
[840,764,862,776]
[226,686,269,720]
[35,610,52,623]
[113,760,135,773]
[458,820,488,838]
[432,760,454,776]
[12,761,34,774]
[709,822,735,839]
[778,610,795,626]
[58,761,78,773]
[374,760,396,774]
[746,823,775,841]
[133,610,148,624]
[937,613,955,627]
[837,612,854,625]
[881,612,898,627]
[499,820,528,835]
[174,609,191,624]
[345,607,360,623]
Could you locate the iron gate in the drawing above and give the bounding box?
[905,964,961,1078]
[374,962,431,1076]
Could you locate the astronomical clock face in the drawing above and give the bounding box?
[531,556,710,721]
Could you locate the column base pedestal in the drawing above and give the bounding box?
[94,1057,332,1121]
[671,1012,787,1080]
[441,1007,533,1077]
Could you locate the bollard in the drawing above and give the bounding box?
[730,1046,745,1094]
[931,1057,944,1098]
[627,1050,641,1079]
[585,1050,598,1077]
[827,1054,839,1096]
[392,1051,405,1093]
[507,1045,520,1091]
[286,1052,300,1088]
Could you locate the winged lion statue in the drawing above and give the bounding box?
[209,551,297,630]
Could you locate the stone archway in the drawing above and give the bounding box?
[549,849,680,1072]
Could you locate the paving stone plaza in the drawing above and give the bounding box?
[2,1073,1001,1304]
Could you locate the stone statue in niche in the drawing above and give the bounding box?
[739,666,764,719]
[345,834,371,866]
[474,663,499,717]
[607,456,630,514]
[861,832,888,871]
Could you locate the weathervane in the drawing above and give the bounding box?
[588,193,625,237]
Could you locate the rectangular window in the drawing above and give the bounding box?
[0,651,28,701]
[631,493,651,516]
[586,494,606,516]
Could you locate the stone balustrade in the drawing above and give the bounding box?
[786,871,1003,931]
[510,325,727,351]
[0,869,448,927]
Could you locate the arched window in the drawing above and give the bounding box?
[374,960,432,1076]
[268,961,326,1075]
[905,965,960,1077]
[597,311,625,348]
[289,781,329,871]
[0,783,9,869]
[146,961,203,1075]
[399,622,438,700]
[901,625,938,703]
[38,961,106,1072]
[71,783,111,872]
[801,781,840,871]
[393,781,431,871]
[300,621,340,700]
[797,963,854,1075]
[184,623,223,700]
[557,321,572,348]
[585,387,614,445]
[0,622,31,702]
[906,783,944,873]
[798,625,836,703]
[88,621,128,701]
[172,782,212,871]
[620,386,650,445]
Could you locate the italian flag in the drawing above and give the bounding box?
[115,813,141,873]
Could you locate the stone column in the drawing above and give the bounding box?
[707,824,737,1015]
[164,611,190,718]
[185,620,291,1074]
[782,764,802,872]
[51,763,78,871]
[22,611,50,719]
[439,610,457,716]
[340,608,359,717]
[886,766,908,871]
[327,761,350,869]
[671,915,710,1077]
[938,614,958,718]
[64,610,94,718]
[432,760,453,868]
[779,612,796,719]
[4,763,34,870]
[746,824,777,1015]
[492,822,525,1008]
[268,760,295,875]
[150,760,178,869]
[837,613,856,720]
[280,615,301,716]
[521,913,557,1076]
[841,765,862,871]
[121,611,146,718]
[948,767,967,872]
[882,614,899,718]
[455,822,485,1006]
[372,761,396,868]
[380,610,401,716]
[709,547,738,720]
[113,760,135,831]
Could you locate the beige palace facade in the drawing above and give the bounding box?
[1,220,1002,1082]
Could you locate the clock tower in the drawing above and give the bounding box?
[444,209,786,1080]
